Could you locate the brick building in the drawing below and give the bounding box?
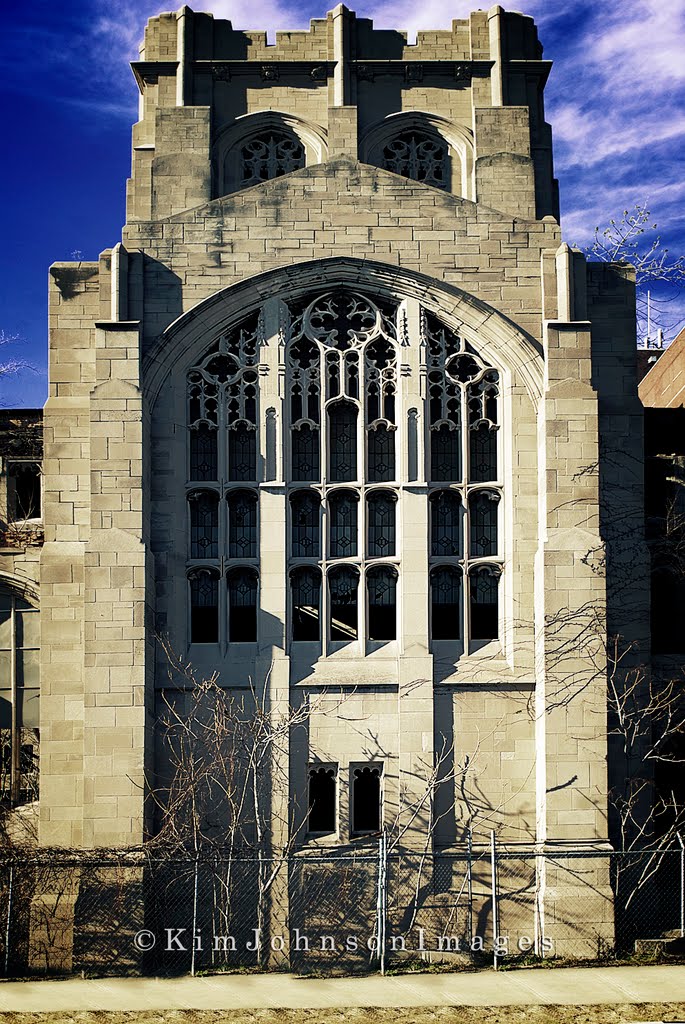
[1,3,655,954]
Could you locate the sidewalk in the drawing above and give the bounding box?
[1,966,685,1012]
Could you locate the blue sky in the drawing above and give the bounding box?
[2,0,684,406]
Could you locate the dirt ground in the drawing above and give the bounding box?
[2,1007,685,1024]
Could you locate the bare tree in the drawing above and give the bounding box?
[582,204,685,344]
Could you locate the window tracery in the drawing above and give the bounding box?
[240,133,305,187]
[382,132,447,189]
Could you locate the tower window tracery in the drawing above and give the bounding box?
[240,132,305,187]
[382,131,447,189]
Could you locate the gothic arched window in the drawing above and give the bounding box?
[367,565,397,642]
[430,565,462,641]
[382,131,447,189]
[290,491,321,558]
[188,490,219,559]
[426,314,502,645]
[240,132,305,187]
[189,568,219,644]
[430,490,462,558]
[291,567,322,642]
[367,491,396,558]
[227,568,258,642]
[329,490,358,558]
[329,566,359,642]
[328,402,358,482]
[227,490,257,559]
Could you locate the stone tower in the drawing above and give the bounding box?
[36,3,645,950]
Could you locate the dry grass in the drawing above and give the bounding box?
[2,1007,685,1024]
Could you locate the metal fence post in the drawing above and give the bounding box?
[3,864,13,977]
[678,834,684,938]
[376,831,387,975]
[490,831,499,970]
[467,829,473,944]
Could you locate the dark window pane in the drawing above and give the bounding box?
[190,425,217,481]
[383,132,447,188]
[308,765,336,832]
[431,424,460,482]
[352,766,381,832]
[228,569,258,642]
[367,424,395,482]
[291,568,321,642]
[10,464,41,519]
[469,491,499,557]
[329,491,358,558]
[228,490,257,558]
[470,568,499,641]
[431,567,461,641]
[290,492,321,558]
[367,492,396,557]
[229,424,256,481]
[189,491,219,559]
[292,424,320,481]
[430,491,462,557]
[367,567,396,641]
[329,402,357,482]
[190,572,219,643]
[329,568,358,641]
[470,423,497,482]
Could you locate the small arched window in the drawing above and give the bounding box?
[328,490,358,558]
[430,490,462,558]
[430,566,462,641]
[290,490,321,558]
[308,764,337,833]
[469,566,500,641]
[190,424,218,482]
[227,490,258,559]
[188,490,219,559]
[240,132,305,187]
[382,131,447,189]
[189,568,220,644]
[367,491,396,558]
[367,565,397,642]
[329,566,359,642]
[291,567,322,642]
[227,568,258,642]
[469,491,499,558]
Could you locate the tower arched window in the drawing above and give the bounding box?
[240,132,305,187]
[382,131,447,189]
[290,491,321,558]
[328,402,357,482]
[469,565,500,642]
[328,490,358,558]
[189,568,220,644]
[367,565,397,642]
[430,490,462,558]
[430,566,462,641]
[469,490,500,558]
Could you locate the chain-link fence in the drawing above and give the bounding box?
[1,840,684,978]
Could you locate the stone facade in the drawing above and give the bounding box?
[1,3,651,954]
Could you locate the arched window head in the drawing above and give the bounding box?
[227,568,258,642]
[291,567,322,642]
[328,490,358,558]
[469,490,500,558]
[430,566,462,641]
[290,491,321,558]
[382,131,447,189]
[240,132,305,187]
[352,764,382,833]
[430,490,462,558]
[469,565,500,642]
[426,315,499,484]
[227,490,258,559]
[367,491,397,558]
[328,566,359,642]
[187,315,260,483]
[367,565,397,642]
[0,586,40,805]
[188,490,219,559]
[189,568,219,644]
